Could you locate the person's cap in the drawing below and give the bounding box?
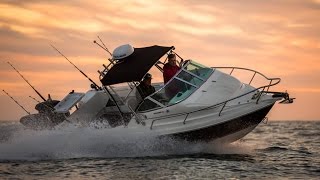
[168,53,176,59]
[144,73,152,79]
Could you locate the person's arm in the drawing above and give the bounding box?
[178,59,184,67]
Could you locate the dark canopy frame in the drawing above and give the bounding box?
[101,45,174,86]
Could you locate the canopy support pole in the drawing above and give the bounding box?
[105,85,144,126]
[103,86,124,119]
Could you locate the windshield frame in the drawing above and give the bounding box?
[136,60,213,112]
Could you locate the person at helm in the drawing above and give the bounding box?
[137,73,155,99]
[163,53,180,84]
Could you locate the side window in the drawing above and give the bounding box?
[167,82,196,105]
[136,98,161,112]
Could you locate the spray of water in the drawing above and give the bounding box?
[0,122,253,161]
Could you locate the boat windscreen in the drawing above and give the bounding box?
[136,60,213,112]
[184,61,213,80]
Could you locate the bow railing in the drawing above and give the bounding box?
[149,67,281,130]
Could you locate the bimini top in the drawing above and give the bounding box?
[101,45,174,86]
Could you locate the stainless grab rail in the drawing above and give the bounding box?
[149,67,281,130]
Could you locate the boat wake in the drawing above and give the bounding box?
[0,121,253,161]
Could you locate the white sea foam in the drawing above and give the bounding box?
[0,122,253,161]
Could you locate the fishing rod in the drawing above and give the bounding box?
[7,62,46,102]
[51,44,128,123]
[51,45,129,120]
[50,44,101,90]
[2,90,30,115]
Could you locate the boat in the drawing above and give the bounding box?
[51,44,294,143]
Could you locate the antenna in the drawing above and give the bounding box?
[94,36,113,56]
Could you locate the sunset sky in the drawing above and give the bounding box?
[0,0,319,121]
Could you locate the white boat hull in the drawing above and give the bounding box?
[158,103,273,143]
[123,97,277,143]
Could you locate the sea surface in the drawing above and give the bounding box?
[0,121,319,179]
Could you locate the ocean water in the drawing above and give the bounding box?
[0,121,319,179]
